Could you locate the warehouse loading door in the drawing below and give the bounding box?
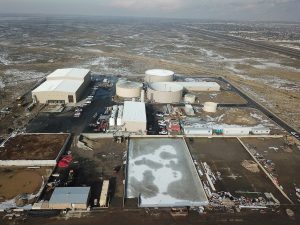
[68,95,74,103]
[47,100,65,105]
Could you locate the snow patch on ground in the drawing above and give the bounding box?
[3,69,45,84]
[252,62,300,72]
[0,52,11,65]
[81,56,131,75]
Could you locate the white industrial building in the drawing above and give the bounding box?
[49,187,91,210]
[175,82,220,91]
[116,80,143,98]
[251,127,271,135]
[147,82,183,103]
[222,127,253,135]
[32,68,91,105]
[122,101,147,134]
[145,69,174,83]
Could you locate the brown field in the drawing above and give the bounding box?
[0,133,69,160]
[0,167,52,201]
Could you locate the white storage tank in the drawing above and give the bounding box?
[116,80,143,98]
[184,94,196,104]
[203,102,217,113]
[145,69,174,83]
[147,82,183,103]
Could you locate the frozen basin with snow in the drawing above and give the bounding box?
[126,138,208,207]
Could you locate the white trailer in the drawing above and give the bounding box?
[183,127,213,135]
[223,127,252,135]
[251,127,270,135]
[117,105,124,126]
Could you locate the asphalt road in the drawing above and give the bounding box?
[186,28,300,59]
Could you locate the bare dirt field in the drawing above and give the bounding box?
[185,137,287,203]
[0,133,69,160]
[193,107,281,132]
[4,207,300,225]
[240,137,300,203]
[0,167,52,201]
[192,91,248,104]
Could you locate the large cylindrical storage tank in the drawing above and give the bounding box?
[147,82,183,103]
[203,102,217,113]
[145,69,174,83]
[184,94,196,104]
[116,80,143,98]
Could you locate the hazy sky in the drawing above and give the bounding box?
[1,0,300,21]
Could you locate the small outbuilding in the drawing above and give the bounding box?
[49,187,91,210]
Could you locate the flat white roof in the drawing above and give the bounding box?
[32,79,83,93]
[127,138,208,207]
[123,101,146,123]
[175,82,220,89]
[47,68,90,80]
[145,69,174,77]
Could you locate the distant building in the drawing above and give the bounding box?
[122,101,147,134]
[32,68,91,105]
[49,187,91,210]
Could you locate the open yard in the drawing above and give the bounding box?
[0,167,53,202]
[185,137,287,203]
[73,136,127,207]
[241,137,300,203]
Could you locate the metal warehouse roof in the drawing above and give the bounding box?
[174,82,220,89]
[49,187,90,204]
[47,68,90,80]
[32,79,83,93]
[123,101,146,123]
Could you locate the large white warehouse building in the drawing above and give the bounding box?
[32,68,91,105]
[122,101,147,134]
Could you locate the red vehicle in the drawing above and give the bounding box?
[94,120,108,132]
[58,155,73,168]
